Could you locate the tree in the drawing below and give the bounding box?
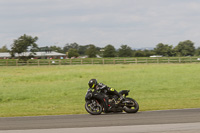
[68,48,79,58]
[195,47,200,56]
[78,45,89,55]
[50,46,64,53]
[86,44,97,58]
[154,43,174,56]
[174,40,195,56]
[38,46,51,52]
[10,34,38,60]
[63,42,79,53]
[103,44,116,57]
[133,50,145,57]
[132,49,155,57]
[0,45,9,52]
[118,45,133,57]
[143,49,155,57]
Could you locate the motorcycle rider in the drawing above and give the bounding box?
[88,79,124,103]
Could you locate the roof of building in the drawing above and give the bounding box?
[0,52,66,58]
[0,53,11,58]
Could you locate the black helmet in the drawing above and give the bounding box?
[88,79,97,89]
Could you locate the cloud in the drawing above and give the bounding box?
[1,0,200,48]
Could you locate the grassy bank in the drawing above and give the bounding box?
[0,64,200,117]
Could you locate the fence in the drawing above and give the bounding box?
[0,57,200,66]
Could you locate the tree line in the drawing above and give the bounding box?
[1,34,200,59]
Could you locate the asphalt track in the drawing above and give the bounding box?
[0,108,199,132]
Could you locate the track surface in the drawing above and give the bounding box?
[0,108,199,130]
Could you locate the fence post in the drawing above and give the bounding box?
[113,59,115,64]
[157,58,159,64]
[16,60,18,66]
[179,57,181,63]
[135,58,138,64]
[168,58,170,64]
[38,60,40,66]
[102,59,104,65]
[6,60,8,66]
[81,59,83,65]
[27,60,29,66]
[91,59,94,64]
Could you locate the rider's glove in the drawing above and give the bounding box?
[99,85,107,90]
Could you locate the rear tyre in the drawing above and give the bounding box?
[123,98,139,113]
[85,100,103,115]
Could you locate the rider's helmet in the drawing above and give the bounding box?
[88,79,98,89]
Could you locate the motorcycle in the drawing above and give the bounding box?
[85,88,139,115]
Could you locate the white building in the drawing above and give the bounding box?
[0,52,66,59]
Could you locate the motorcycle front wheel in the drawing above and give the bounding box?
[123,98,139,113]
[85,100,103,115]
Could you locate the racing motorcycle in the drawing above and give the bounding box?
[85,88,139,115]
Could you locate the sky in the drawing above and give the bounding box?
[1,0,200,49]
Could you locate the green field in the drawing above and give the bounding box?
[0,64,200,117]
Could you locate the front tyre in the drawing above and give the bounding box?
[85,100,103,115]
[123,98,139,113]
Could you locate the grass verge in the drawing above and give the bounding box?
[0,64,200,117]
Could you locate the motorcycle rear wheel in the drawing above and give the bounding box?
[85,100,103,115]
[123,98,139,113]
